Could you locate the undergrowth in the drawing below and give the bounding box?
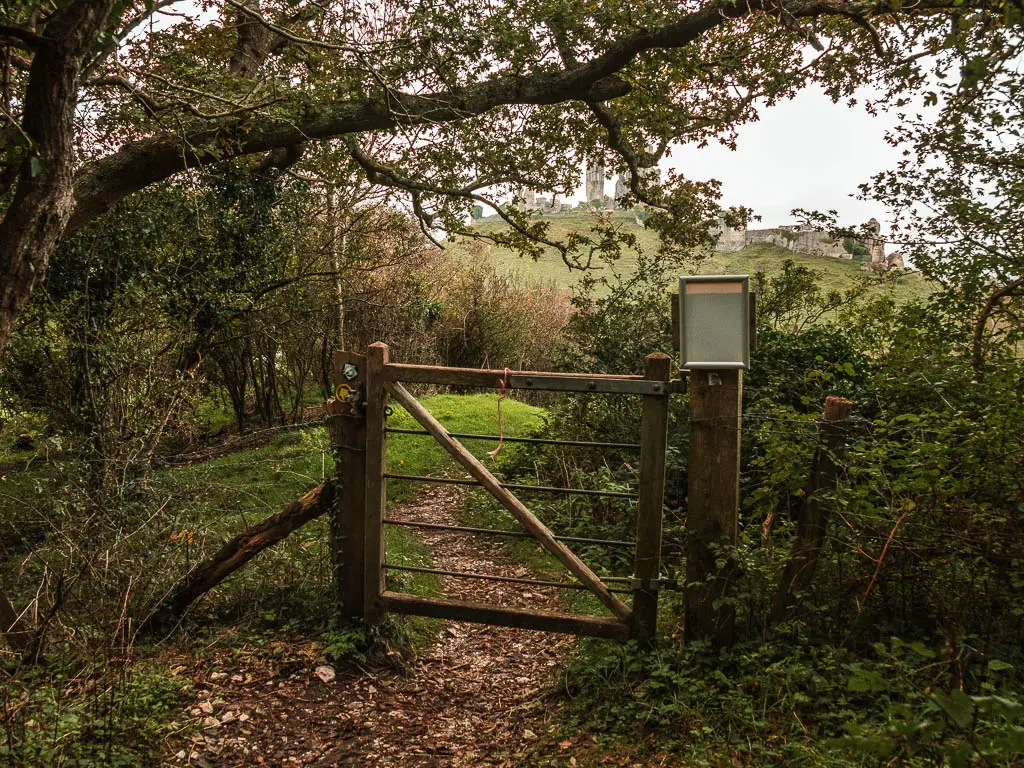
[554,633,1023,767]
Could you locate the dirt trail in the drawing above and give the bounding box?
[172,488,576,767]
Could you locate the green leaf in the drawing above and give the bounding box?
[908,641,935,659]
[934,690,975,729]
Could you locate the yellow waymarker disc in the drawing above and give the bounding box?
[335,383,352,401]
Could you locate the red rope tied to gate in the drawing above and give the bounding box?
[488,368,511,457]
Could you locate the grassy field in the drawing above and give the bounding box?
[452,213,935,300]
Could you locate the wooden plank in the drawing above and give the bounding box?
[385,380,633,622]
[381,591,629,640]
[685,368,743,646]
[632,353,671,643]
[383,362,663,394]
[336,413,366,620]
[362,343,389,622]
[506,374,668,395]
[332,350,367,389]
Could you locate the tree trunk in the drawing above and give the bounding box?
[0,1,118,355]
[327,186,347,350]
[142,480,335,633]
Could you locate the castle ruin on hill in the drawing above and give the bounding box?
[512,156,662,215]
[504,157,905,270]
[585,156,660,210]
[713,216,905,271]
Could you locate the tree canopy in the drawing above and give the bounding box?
[0,0,1017,353]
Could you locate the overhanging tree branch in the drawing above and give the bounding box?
[68,0,961,232]
[346,139,579,263]
[973,276,1024,372]
[0,0,1000,357]
[69,72,632,231]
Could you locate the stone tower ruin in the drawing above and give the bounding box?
[865,218,886,266]
[585,157,605,203]
[614,170,629,202]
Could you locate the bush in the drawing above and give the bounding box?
[1,659,189,767]
[559,633,1023,767]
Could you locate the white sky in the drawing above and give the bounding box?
[569,84,901,233]
[671,85,900,230]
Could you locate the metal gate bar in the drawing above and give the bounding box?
[383,472,639,499]
[383,564,633,595]
[383,518,634,548]
[385,427,641,451]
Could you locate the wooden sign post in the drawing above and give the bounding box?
[676,276,750,646]
[685,369,742,645]
[328,350,368,620]
[632,352,672,644]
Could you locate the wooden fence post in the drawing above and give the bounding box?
[362,342,390,622]
[328,350,367,621]
[632,353,671,643]
[685,368,742,646]
[771,395,853,622]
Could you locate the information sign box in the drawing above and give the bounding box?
[678,275,750,369]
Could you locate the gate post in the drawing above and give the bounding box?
[362,342,390,622]
[685,369,742,646]
[328,351,367,620]
[632,353,672,643]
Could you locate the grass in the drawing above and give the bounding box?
[384,392,547,501]
[1,392,547,627]
[2,660,192,768]
[452,214,935,301]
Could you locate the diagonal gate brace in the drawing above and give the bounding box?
[384,381,633,622]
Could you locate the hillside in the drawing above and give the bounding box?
[450,213,935,300]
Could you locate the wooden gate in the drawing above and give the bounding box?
[328,343,678,642]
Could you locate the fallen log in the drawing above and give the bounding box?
[142,480,336,634]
